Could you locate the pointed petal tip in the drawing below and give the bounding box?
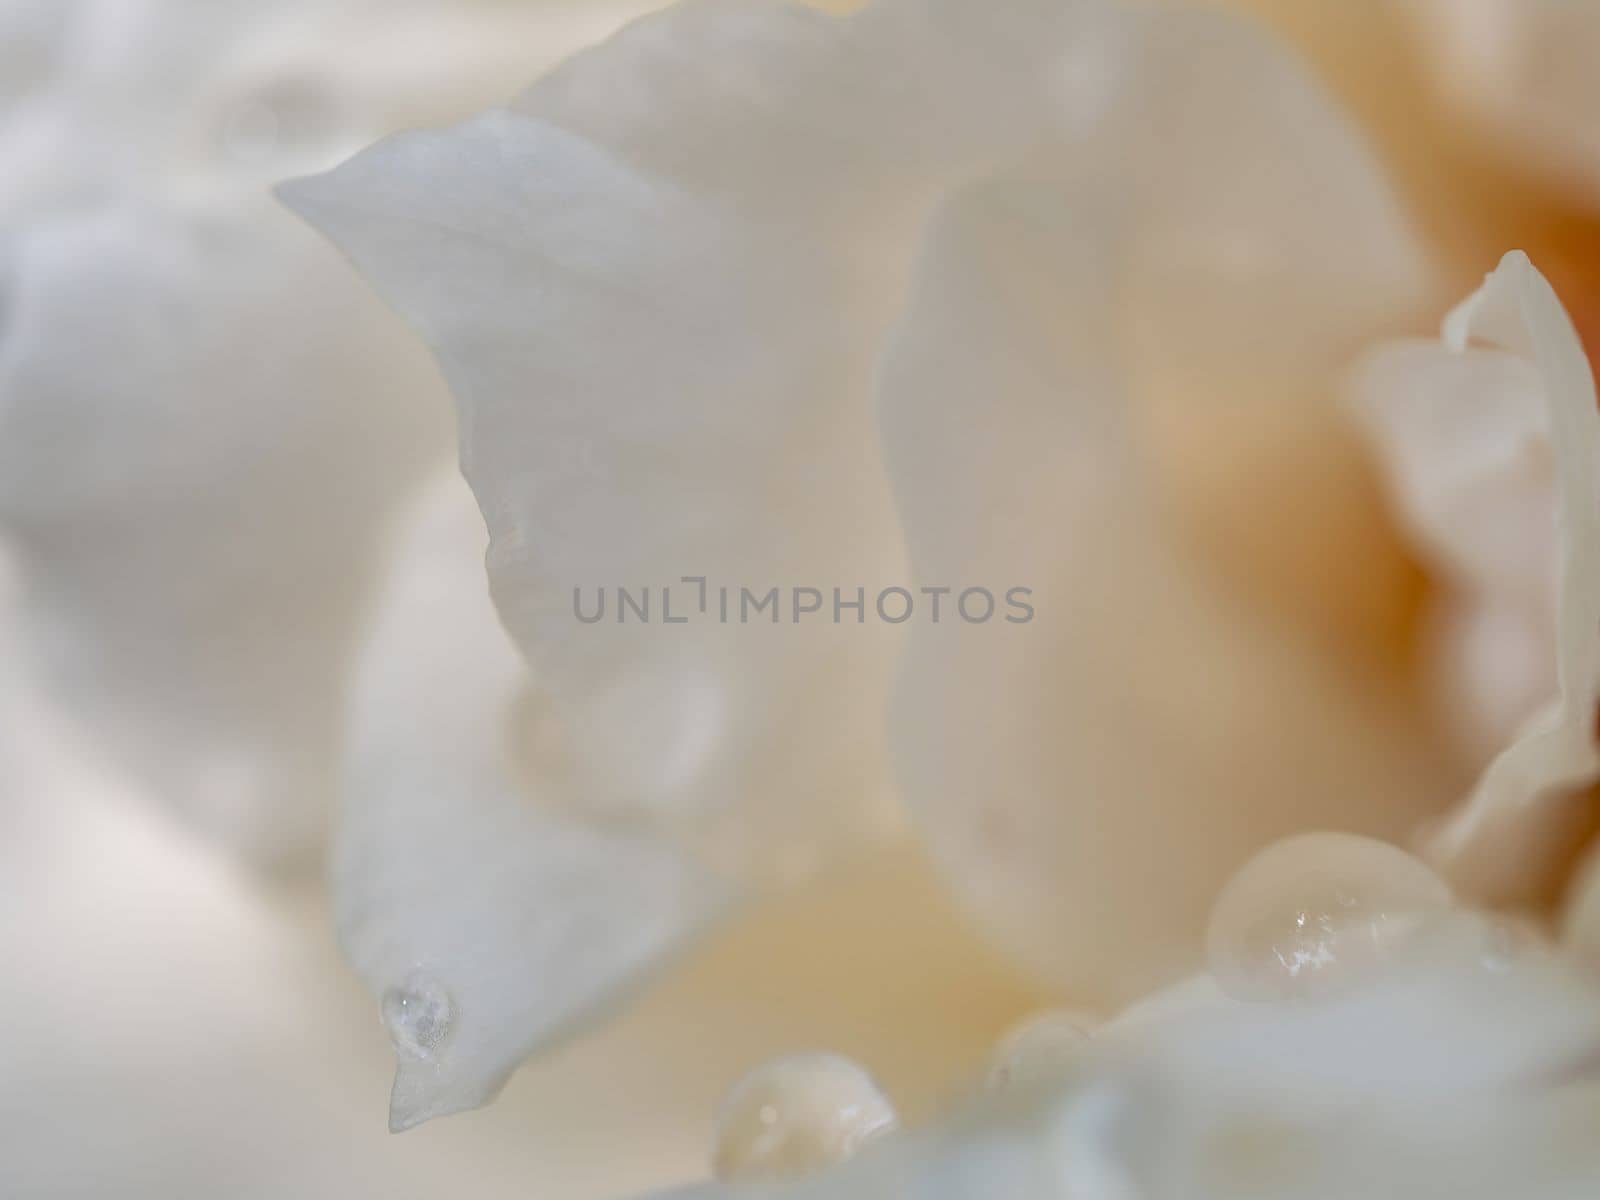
[271,174,314,217]
[387,1058,505,1134]
[272,170,342,235]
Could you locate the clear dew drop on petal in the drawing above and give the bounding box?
[380,973,454,1062]
[1206,832,1454,1002]
[986,1010,1096,1091]
[711,1052,898,1184]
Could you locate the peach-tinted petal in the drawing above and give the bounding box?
[0,0,649,865]
[877,9,1445,1004]
[1349,337,1557,758]
[1405,0,1600,209]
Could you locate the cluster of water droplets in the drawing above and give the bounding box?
[986,1010,1096,1091]
[695,829,1564,1191]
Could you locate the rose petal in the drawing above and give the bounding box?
[1350,340,1554,601]
[1404,0,1600,209]
[0,0,649,866]
[877,9,1446,1002]
[281,0,1121,884]
[1348,336,1558,758]
[281,0,1167,1126]
[0,192,447,865]
[190,0,669,182]
[1415,252,1600,904]
[0,0,71,112]
[336,470,728,1130]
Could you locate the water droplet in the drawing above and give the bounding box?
[987,1010,1094,1090]
[381,974,453,1061]
[1206,833,1452,1002]
[712,1053,897,1183]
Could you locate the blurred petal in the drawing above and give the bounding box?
[878,9,1445,1003]
[1405,0,1600,209]
[1,0,657,200]
[1415,252,1600,904]
[0,0,71,112]
[184,0,669,183]
[283,0,1174,1126]
[1349,337,1557,758]
[1563,839,1600,966]
[336,471,728,1130]
[1350,341,1554,601]
[0,192,445,864]
[0,0,653,865]
[287,19,896,884]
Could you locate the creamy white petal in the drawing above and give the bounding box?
[878,10,1446,1003]
[187,0,668,183]
[1415,252,1600,903]
[336,470,728,1130]
[1429,599,1559,763]
[1349,338,1558,758]
[2,0,660,209]
[287,111,905,882]
[282,0,1124,884]
[1350,340,1554,602]
[281,0,1166,1126]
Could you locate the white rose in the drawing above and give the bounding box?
[283,0,1484,1130]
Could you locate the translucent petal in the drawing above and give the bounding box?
[877,11,1446,1002]
[281,0,1178,1125]
[0,0,72,113]
[336,470,729,1130]
[1414,252,1600,904]
[1348,327,1562,759]
[1426,598,1558,763]
[175,0,669,183]
[1350,340,1554,603]
[1,0,651,196]
[282,0,1127,883]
